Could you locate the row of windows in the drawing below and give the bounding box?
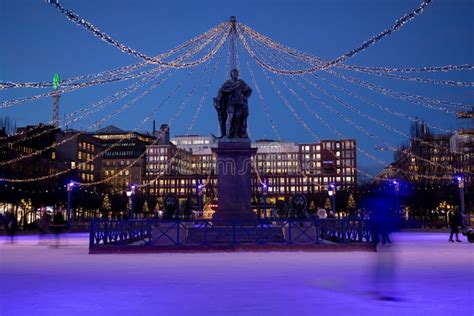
[77,151,92,161]
[79,141,95,152]
[147,147,168,155]
[80,173,95,182]
[104,169,130,176]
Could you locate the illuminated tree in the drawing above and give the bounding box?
[102,194,111,212]
[347,194,356,210]
[324,197,331,210]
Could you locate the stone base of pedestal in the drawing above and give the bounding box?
[212,140,258,226]
[212,211,258,226]
[186,226,285,244]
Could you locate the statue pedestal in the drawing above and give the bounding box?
[212,140,258,226]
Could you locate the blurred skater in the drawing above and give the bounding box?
[448,210,463,242]
[364,195,400,301]
[4,211,18,244]
[37,211,51,245]
[50,211,65,247]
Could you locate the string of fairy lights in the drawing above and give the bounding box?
[242,28,466,179]
[239,22,469,153]
[0,28,229,158]
[239,24,473,113]
[0,28,226,146]
[0,23,226,91]
[236,0,435,75]
[83,56,222,189]
[187,48,225,134]
[0,30,227,183]
[240,28,467,182]
[0,25,227,109]
[239,22,474,76]
[48,0,230,68]
[76,35,229,188]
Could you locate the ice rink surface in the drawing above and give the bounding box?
[1,232,473,316]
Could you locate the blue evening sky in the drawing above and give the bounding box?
[1,0,473,177]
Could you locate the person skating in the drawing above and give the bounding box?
[448,210,463,242]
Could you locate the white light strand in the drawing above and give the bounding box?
[0,30,223,143]
[243,53,281,141]
[0,23,226,90]
[0,31,226,179]
[239,24,473,112]
[240,24,474,76]
[0,26,227,109]
[187,49,224,134]
[326,69,472,113]
[251,35,462,179]
[341,68,474,88]
[0,74,168,167]
[247,38,453,181]
[237,0,433,75]
[0,69,167,146]
[48,0,230,68]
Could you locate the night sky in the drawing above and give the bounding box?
[1,0,473,177]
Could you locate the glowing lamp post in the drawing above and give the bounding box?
[262,181,268,220]
[127,185,136,219]
[328,184,336,214]
[66,181,75,229]
[393,180,400,214]
[197,182,205,217]
[455,176,467,226]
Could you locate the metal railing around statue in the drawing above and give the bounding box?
[89,217,372,252]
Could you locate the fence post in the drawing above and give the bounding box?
[342,219,347,243]
[204,220,208,246]
[232,222,236,246]
[288,220,292,244]
[315,220,320,244]
[176,220,181,245]
[89,220,95,252]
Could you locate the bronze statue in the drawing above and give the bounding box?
[213,69,252,139]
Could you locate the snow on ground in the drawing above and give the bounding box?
[0,232,473,316]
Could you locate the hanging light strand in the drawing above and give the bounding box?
[0,23,226,90]
[187,48,224,134]
[326,69,472,112]
[0,30,225,177]
[237,0,433,75]
[239,24,472,112]
[249,34,462,179]
[0,69,167,147]
[0,26,228,109]
[48,0,230,68]
[243,51,281,141]
[241,24,474,76]
[247,37,453,181]
[0,30,223,144]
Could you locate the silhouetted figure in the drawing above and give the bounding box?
[50,211,65,247]
[364,196,400,301]
[4,211,18,244]
[37,211,51,245]
[448,210,463,242]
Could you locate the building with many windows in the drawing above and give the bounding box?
[92,125,156,192]
[142,134,357,211]
[55,130,103,183]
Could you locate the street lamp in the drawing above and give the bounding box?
[328,184,336,214]
[127,185,136,219]
[197,182,204,217]
[455,176,467,227]
[262,180,268,220]
[393,180,400,212]
[66,181,76,230]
